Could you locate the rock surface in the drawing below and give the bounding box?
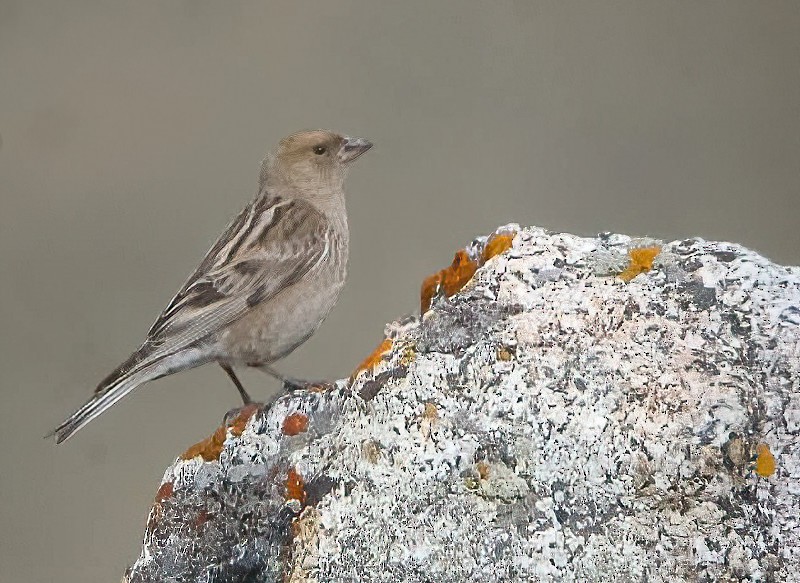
[124,226,800,583]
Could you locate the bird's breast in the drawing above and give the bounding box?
[218,225,348,364]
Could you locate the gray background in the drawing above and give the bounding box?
[1,1,798,581]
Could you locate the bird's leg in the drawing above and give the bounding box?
[254,364,328,392]
[220,363,252,404]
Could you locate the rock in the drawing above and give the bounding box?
[124,226,800,583]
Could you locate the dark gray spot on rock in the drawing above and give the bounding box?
[779,306,800,325]
[674,238,703,255]
[358,369,396,401]
[416,290,513,355]
[680,280,717,311]
[682,257,704,272]
[305,475,339,506]
[714,250,738,263]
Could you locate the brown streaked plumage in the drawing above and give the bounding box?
[50,129,372,443]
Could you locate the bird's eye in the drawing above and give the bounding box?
[313,145,327,155]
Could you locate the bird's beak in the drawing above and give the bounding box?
[338,136,373,163]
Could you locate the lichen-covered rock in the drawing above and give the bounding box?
[125,226,800,583]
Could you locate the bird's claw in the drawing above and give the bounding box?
[282,377,334,393]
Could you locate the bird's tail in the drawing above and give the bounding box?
[48,350,164,444]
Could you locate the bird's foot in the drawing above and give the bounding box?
[281,376,335,393]
[253,364,333,393]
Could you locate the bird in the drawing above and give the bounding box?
[50,129,372,443]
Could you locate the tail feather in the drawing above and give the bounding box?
[49,346,209,443]
[49,347,167,443]
[48,367,152,444]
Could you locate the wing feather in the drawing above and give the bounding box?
[142,196,330,358]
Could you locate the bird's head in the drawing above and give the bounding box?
[261,130,372,195]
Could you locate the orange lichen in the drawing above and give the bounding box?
[423,402,439,420]
[618,245,662,282]
[154,481,174,504]
[180,403,260,462]
[285,467,306,504]
[230,403,260,434]
[420,273,443,314]
[476,461,490,481]
[754,443,776,477]
[282,412,309,436]
[194,510,212,530]
[352,337,393,379]
[496,346,514,361]
[400,343,417,366]
[362,440,381,464]
[440,250,479,296]
[148,480,175,529]
[421,250,479,313]
[483,232,516,262]
[420,230,517,314]
[181,425,228,462]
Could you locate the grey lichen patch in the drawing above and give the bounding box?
[126,226,800,583]
[469,460,530,503]
[415,287,517,355]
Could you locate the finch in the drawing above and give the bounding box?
[51,130,372,443]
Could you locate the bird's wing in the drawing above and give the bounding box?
[143,196,330,357]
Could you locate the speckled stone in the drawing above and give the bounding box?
[125,226,800,583]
